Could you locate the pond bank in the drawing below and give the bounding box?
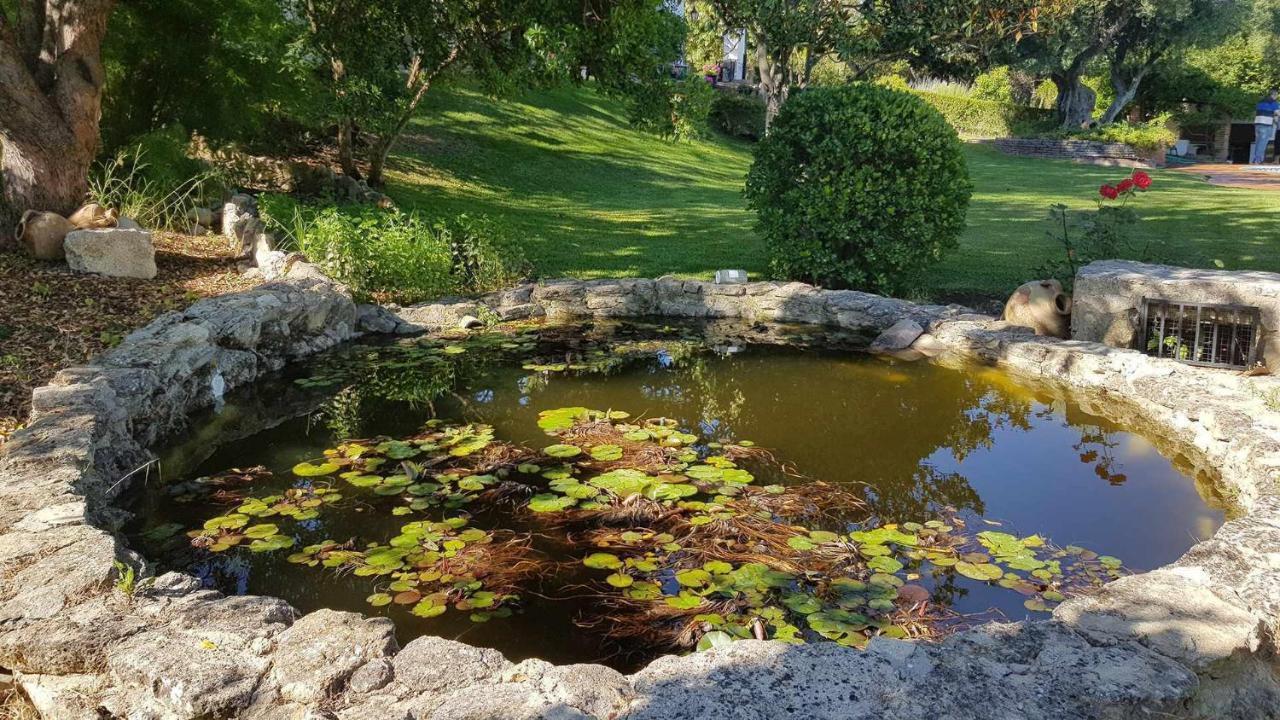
[1,267,1278,718]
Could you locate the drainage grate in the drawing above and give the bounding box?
[1140,299,1261,369]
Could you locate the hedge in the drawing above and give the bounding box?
[909,90,1056,139]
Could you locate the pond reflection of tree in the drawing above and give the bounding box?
[307,329,1139,529]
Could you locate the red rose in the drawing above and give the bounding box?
[1100,184,1119,200]
[1117,178,1135,193]
[1132,171,1152,189]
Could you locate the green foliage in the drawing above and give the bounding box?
[1038,170,1155,287]
[260,196,530,303]
[113,560,137,596]
[1042,115,1178,154]
[100,0,306,151]
[708,91,766,141]
[972,66,1015,104]
[630,76,716,141]
[746,84,973,294]
[87,135,224,230]
[910,90,1056,139]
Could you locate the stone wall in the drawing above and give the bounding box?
[1073,260,1280,366]
[985,138,1161,167]
[2,273,1280,719]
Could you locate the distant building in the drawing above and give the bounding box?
[669,0,748,84]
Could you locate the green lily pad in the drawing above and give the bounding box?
[589,444,624,461]
[955,562,1004,582]
[293,462,339,477]
[583,552,623,570]
[544,444,583,458]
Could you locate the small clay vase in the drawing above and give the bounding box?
[15,210,74,261]
[1003,279,1073,339]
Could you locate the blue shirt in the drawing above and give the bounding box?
[1258,99,1280,116]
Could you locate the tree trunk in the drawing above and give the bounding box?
[1100,65,1150,125]
[336,119,360,178]
[756,36,790,133]
[0,0,116,237]
[366,49,458,187]
[1051,72,1096,129]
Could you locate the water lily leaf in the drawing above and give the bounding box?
[665,592,703,610]
[606,572,634,588]
[868,556,904,574]
[955,562,1004,582]
[808,530,839,544]
[782,593,822,614]
[626,581,663,600]
[528,494,577,513]
[787,536,816,551]
[412,600,446,618]
[703,560,733,575]
[589,445,624,461]
[293,462,339,477]
[583,552,623,570]
[544,444,583,459]
[675,568,711,588]
[517,463,542,474]
[243,524,279,539]
[537,407,592,432]
[367,593,393,607]
[248,535,294,552]
[696,630,735,652]
[897,584,930,605]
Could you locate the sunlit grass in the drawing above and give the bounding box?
[386,84,1280,299]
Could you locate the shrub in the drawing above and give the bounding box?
[1038,115,1179,154]
[259,196,531,303]
[745,84,973,295]
[910,90,1056,138]
[709,91,766,140]
[629,76,714,141]
[972,67,1014,104]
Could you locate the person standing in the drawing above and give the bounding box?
[1251,89,1280,164]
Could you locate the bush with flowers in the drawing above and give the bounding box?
[1038,170,1155,287]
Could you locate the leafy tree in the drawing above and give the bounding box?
[100,0,302,151]
[0,0,117,228]
[705,0,1044,131]
[1016,0,1136,128]
[1098,0,1244,123]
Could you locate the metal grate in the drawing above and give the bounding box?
[1140,299,1262,369]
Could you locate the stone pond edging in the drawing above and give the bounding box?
[1,268,1278,719]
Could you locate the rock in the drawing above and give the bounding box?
[67,203,118,229]
[64,227,157,279]
[1073,260,1280,365]
[15,210,74,260]
[390,636,509,695]
[348,658,394,694]
[356,304,400,334]
[222,193,258,240]
[268,609,397,703]
[115,217,142,230]
[869,319,925,352]
[1003,279,1071,338]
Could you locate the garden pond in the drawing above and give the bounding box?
[126,320,1227,671]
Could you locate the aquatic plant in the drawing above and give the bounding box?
[177,400,1125,652]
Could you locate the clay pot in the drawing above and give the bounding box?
[15,210,74,261]
[1003,279,1073,339]
[68,203,118,229]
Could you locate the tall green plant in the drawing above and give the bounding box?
[745,84,972,294]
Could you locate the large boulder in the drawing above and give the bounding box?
[64,227,157,279]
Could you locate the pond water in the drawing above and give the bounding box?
[128,320,1225,671]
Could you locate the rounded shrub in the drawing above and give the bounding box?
[745,84,972,294]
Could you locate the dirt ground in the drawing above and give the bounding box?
[0,231,259,445]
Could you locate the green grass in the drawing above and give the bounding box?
[387,84,1280,300]
[385,85,760,280]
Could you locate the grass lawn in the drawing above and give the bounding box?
[386,84,1280,301]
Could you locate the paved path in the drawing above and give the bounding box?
[1171,163,1280,191]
